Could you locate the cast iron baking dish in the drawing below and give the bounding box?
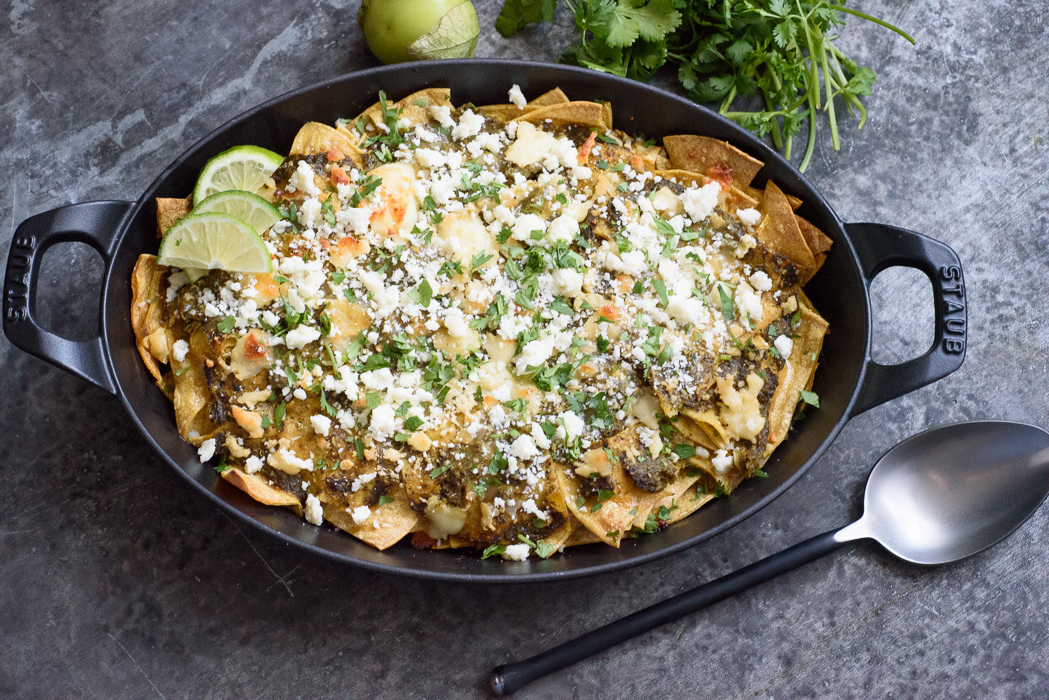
[3,60,968,582]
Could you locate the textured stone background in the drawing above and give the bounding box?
[2,0,1048,698]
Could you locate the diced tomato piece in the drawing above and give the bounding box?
[578,132,598,163]
[330,166,350,185]
[705,164,733,187]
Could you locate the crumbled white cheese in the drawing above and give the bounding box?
[712,449,733,472]
[502,543,531,561]
[681,182,721,222]
[737,207,762,227]
[429,105,456,130]
[452,110,485,140]
[288,160,321,197]
[361,368,396,391]
[551,268,584,298]
[508,84,527,108]
[166,271,188,303]
[244,455,264,474]
[197,438,216,462]
[442,307,471,338]
[531,422,552,450]
[305,494,324,526]
[368,404,397,441]
[511,213,548,243]
[546,214,579,245]
[774,335,794,359]
[509,434,540,461]
[749,270,773,292]
[285,325,321,350]
[310,414,332,436]
[350,505,372,525]
[516,335,557,373]
[734,283,764,324]
[557,411,586,441]
[171,339,189,362]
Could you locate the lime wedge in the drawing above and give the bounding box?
[158,213,272,274]
[192,145,284,204]
[183,267,209,283]
[192,190,281,234]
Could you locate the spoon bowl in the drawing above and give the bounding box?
[843,421,1049,564]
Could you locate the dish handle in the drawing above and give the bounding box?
[846,222,967,416]
[3,201,134,395]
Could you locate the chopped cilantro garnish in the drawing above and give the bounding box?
[718,284,735,323]
[652,279,669,307]
[800,390,820,408]
[674,444,696,459]
[481,543,507,560]
[549,297,574,315]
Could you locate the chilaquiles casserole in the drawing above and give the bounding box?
[131,85,831,561]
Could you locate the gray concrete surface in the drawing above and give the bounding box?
[2,0,1048,697]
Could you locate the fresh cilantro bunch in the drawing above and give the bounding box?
[497,0,914,171]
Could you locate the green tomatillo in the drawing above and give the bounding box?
[358,0,480,64]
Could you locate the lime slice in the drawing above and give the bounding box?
[183,267,209,283]
[192,190,281,234]
[192,145,283,204]
[158,213,272,274]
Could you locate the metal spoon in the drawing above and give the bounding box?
[490,421,1049,696]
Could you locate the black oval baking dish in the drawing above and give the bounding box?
[3,59,967,582]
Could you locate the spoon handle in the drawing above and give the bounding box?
[489,528,848,696]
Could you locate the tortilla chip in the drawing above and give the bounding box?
[324,485,421,551]
[663,135,765,188]
[652,169,708,188]
[396,88,453,124]
[527,87,569,106]
[680,409,729,449]
[766,296,829,449]
[565,522,601,547]
[670,415,721,452]
[555,460,652,547]
[663,485,716,524]
[629,470,702,530]
[514,101,609,129]
[478,104,538,123]
[796,215,833,281]
[650,170,758,212]
[172,330,215,441]
[357,88,453,131]
[131,254,166,383]
[222,468,300,506]
[537,519,576,555]
[758,181,816,277]
[289,122,360,160]
[157,196,191,236]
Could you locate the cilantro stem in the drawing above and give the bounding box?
[762,91,785,152]
[820,37,840,150]
[798,25,820,170]
[829,4,916,44]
